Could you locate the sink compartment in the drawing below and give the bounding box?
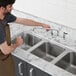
[12,33,41,50]
[55,52,76,74]
[31,42,65,62]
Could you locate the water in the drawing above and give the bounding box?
[45,43,49,57]
[70,53,73,65]
[32,36,34,46]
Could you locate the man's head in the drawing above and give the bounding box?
[0,0,15,15]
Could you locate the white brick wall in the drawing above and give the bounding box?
[13,0,76,29]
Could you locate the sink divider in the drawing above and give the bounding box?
[51,50,70,64]
[25,40,45,52]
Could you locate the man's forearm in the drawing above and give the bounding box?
[5,43,18,55]
[22,19,43,26]
[15,18,43,27]
[10,43,18,52]
[0,41,18,55]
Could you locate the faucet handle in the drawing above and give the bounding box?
[63,32,68,40]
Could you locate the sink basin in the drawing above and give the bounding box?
[12,33,41,50]
[31,42,65,62]
[55,52,76,75]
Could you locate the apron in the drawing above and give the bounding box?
[0,24,16,76]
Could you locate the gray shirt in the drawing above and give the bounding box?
[0,12,16,44]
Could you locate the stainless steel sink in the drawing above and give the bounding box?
[31,42,65,62]
[12,33,41,50]
[55,52,76,75]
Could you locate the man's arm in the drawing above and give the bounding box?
[15,17,50,29]
[0,41,18,55]
[0,36,23,55]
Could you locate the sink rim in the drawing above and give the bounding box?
[31,41,66,62]
[55,52,76,75]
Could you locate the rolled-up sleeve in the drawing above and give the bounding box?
[4,13,17,23]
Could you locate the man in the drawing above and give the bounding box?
[0,0,50,76]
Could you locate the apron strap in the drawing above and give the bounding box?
[0,24,11,60]
[5,24,11,46]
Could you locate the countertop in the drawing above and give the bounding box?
[11,26,76,76]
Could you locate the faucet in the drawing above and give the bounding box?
[32,27,36,31]
[63,32,68,40]
[50,29,59,37]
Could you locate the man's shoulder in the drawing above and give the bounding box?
[4,12,16,23]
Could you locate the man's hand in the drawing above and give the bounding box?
[41,23,51,31]
[15,36,23,46]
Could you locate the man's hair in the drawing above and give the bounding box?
[0,0,15,7]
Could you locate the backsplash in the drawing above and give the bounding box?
[10,9,76,42]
